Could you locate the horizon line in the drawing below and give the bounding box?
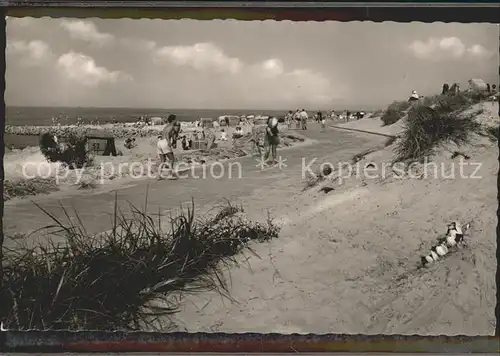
[6,104,385,111]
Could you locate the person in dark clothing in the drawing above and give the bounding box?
[442,83,449,95]
[169,114,181,149]
[181,136,190,150]
[264,117,280,164]
[486,83,491,92]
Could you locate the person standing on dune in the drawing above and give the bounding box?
[156,114,179,180]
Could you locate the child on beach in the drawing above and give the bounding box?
[286,110,293,129]
[318,111,326,130]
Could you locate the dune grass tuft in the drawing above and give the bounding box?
[380,101,412,126]
[486,125,499,141]
[3,177,59,201]
[394,94,483,162]
[0,194,280,331]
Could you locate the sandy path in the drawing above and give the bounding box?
[166,128,497,335]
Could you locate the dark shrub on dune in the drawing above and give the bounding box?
[39,132,90,169]
[0,196,280,330]
[395,95,483,162]
[380,100,412,126]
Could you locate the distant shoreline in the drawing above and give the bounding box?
[5,106,382,127]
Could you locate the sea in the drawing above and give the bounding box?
[5,106,289,126]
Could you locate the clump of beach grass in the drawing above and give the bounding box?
[3,177,59,201]
[0,193,280,331]
[380,100,412,126]
[394,94,483,162]
[485,126,499,141]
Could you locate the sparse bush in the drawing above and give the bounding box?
[40,132,90,169]
[395,97,482,162]
[381,101,411,126]
[0,196,280,330]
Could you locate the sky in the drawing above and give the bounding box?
[5,17,499,110]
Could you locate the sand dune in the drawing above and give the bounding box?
[165,103,498,335]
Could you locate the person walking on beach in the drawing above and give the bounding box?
[156,114,179,180]
[317,111,326,130]
[264,117,280,164]
[286,110,293,129]
[294,109,301,129]
[300,109,308,130]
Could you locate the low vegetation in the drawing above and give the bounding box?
[3,177,59,201]
[395,93,483,162]
[0,196,280,330]
[39,132,91,169]
[380,100,412,126]
[486,126,499,141]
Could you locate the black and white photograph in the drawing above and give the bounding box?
[2,16,498,335]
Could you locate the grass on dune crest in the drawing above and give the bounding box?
[0,191,280,331]
[380,101,412,126]
[394,93,484,162]
[380,91,487,127]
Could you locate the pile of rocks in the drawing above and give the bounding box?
[5,125,164,139]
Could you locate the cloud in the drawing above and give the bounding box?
[6,39,53,66]
[60,19,114,46]
[56,51,132,86]
[466,44,495,59]
[408,36,493,61]
[153,42,243,74]
[260,58,285,77]
[119,38,157,52]
[150,41,339,106]
[246,62,337,106]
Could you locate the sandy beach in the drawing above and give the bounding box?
[3,122,307,202]
[4,102,497,335]
[158,101,498,335]
[4,16,498,339]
